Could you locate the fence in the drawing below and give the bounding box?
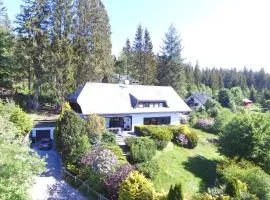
[62,168,109,200]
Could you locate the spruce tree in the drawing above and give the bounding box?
[157,25,186,96]
[49,0,75,102]
[132,24,144,82]
[73,0,113,86]
[16,0,51,109]
[142,28,156,85]
[123,38,133,78]
[88,0,113,82]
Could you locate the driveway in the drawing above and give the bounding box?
[29,146,88,200]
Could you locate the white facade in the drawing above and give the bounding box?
[104,112,180,132]
[131,112,180,131]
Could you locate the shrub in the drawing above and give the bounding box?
[85,114,106,144]
[186,132,199,149]
[136,161,159,179]
[217,159,270,199]
[172,125,199,149]
[104,164,135,200]
[154,139,169,150]
[119,171,155,200]
[80,167,104,192]
[55,109,90,163]
[101,131,116,144]
[211,109,233,134]
[9,106,33,137]
[167,183,184,200]
[65,162,81,175]
[128,137,156,163]
[135,125,173,142]
[81,147,118,177]
[218,113,270,171]
[195,118,214,132]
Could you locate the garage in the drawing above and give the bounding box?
[31,127,55,142]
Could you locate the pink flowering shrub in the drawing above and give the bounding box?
[81,147,118,177]
[175,133,188,147]
[195,118,214,132]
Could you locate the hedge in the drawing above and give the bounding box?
[135,125,198,149]
[125,137,156,163]
[134,125,173,141]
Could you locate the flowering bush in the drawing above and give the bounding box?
[175,134,188,147]
[81,147,118,177]
[104,164,135,200]
[195,118,214,132]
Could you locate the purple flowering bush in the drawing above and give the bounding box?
[195,118,214,132]
[172,125,199,149]
[81,147,118,177]
[104,164,135,200]
[175,133,188,147]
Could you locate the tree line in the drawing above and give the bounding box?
[1,0,270,109]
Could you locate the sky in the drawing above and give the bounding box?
[3,0,270,72]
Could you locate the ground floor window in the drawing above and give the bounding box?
[143,116,171,125]
[105,116,132,131]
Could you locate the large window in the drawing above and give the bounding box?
[143,116,171,125]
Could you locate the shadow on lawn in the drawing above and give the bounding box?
[183,155,218,192]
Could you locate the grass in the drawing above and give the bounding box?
[151,128,223,198]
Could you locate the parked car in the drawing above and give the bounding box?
[37,138,53,150]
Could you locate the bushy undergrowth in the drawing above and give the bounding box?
[217,159,270,199]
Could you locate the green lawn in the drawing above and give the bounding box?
[151,128,223,198]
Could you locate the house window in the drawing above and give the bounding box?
[143,116,171,125]
[137,101,168,108]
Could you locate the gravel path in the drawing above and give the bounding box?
[29,147,88,200]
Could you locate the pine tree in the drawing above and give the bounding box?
[16,0,51,109]
[142,28,156,85]
[194,60,201,86]
[123,38,133,78]
[88,0,113,82]
[49,0,75,102]
[132,24,144,82]
[73,0,113,86]
[157,25,186,96]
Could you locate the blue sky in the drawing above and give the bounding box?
[3,0,270,72]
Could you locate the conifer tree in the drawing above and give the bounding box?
[157,25,186,96]
[142,28,156,85]
[132,24,144,82]
[16,0,51,109]
[49,0,75,102]
[73,0,113,86]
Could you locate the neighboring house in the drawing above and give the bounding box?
[68,83,191,132]
[185,92,211,110]
[243,98,253,107]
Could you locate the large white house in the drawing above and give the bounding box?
[68,83,191,132]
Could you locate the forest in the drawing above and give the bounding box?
[0,0,270,110]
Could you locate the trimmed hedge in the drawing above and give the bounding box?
[135,125,173,141]
[135,125,199,149]
[125,137,156,163]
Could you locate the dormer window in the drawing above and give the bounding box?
[137,101,168,108]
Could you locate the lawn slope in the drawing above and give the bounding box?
[152,128,223,198]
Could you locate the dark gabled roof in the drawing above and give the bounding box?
[187,92,211,105]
